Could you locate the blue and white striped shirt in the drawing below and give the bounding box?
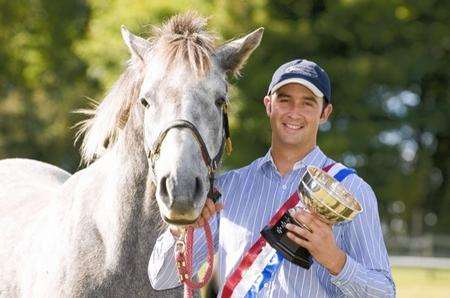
[149,147,396,297]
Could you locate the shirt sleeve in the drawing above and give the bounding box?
[148,214,220,290]
[330,177,396,297]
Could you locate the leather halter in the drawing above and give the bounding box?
[147,104,231,202]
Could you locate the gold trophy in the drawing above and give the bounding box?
[261,166,363,269]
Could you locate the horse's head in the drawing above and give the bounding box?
[121,14,263,225]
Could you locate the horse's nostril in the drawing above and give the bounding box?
[194,176,203,200]
[160,175,169,198]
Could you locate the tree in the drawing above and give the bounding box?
[0,0,95,171]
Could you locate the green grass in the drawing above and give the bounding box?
[393,267,450,297]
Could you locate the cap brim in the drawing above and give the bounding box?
[269,78,324,98]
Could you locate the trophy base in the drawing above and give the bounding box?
[261,226,312,269]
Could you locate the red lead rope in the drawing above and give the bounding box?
[175,224,215,298]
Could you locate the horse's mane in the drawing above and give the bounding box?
[75,12,217,164]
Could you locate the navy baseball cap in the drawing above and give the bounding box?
[267,59,331,103]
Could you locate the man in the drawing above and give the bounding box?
[148,59,396,297]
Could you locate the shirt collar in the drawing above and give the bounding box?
[257,146,328,174]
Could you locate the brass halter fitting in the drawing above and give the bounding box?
[223,104,233,156]
[225,138,233,156]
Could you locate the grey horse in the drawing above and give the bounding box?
[0,13,263,297]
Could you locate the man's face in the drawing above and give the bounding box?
[264,83,332,149]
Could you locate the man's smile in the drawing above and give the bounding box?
[283,122,305,131]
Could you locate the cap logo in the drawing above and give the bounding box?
[285,64,318,78]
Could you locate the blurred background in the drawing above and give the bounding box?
[0,0,449,296]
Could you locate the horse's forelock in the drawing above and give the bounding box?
[151,12,217,76]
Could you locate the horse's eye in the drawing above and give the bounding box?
[215,96,226,108]
[140,97,150,108]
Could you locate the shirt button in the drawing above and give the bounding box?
[282,185,287,190]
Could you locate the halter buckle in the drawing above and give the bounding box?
[175,239,186,254]
[174,229,187,254]
[207,165,214,176]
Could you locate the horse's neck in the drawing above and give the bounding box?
[93,108,155,272]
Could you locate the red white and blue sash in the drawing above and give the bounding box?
[221,163,355,298]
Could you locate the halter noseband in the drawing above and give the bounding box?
[147,104,232,202]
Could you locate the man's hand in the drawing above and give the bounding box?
[169,198,224,237]
[285,209,346,275]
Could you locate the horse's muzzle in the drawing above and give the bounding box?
[163,215,197,226]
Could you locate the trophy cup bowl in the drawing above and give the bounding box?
[261,166,363,269]
[300,166,363,224]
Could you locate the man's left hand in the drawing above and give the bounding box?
[285,209,346,275]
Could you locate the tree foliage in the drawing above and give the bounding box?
[0,0,95,170]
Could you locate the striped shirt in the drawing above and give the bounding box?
[148,147,396,297]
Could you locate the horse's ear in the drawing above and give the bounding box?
[216,27,264,76]
[121,25,151,62]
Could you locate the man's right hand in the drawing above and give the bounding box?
[169,198,224,237]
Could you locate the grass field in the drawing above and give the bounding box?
[393,267,450,297]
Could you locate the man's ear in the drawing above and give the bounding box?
[121,25,151,62]
[320,103,333,124]
[264,95,272,116]
[216,28,264,76]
